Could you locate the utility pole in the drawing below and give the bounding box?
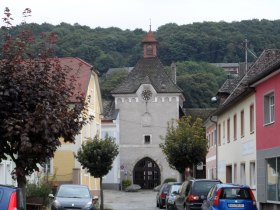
[245,39,248,72]
[245,39,257,73]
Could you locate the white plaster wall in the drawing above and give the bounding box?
[101,116,120,185]
[0,160,15,185]
[116,92,181,183]
[217,93,256,188]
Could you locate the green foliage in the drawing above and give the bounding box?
[163,178,177,183]
[122,179,132,189]
[176,61,227,108]
[0,8,90,194]
[76,135,119,178]
[26,182,52,206]
[76,135,118,210]
[100,69,129,100]
[160,116,208,174]
[2,19,280,73]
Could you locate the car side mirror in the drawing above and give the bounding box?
[173,191,179,195]
[92,196,99,204]
[49,194,54,199]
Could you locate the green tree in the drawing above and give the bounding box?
[0,8,90,204]
[160,116,208,178]
[100,69,129,99]
[176,61,227,108]
[76,136,119,210]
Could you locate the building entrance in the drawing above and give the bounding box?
[133,157,160,189]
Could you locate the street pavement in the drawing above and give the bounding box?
[103,189,159,210]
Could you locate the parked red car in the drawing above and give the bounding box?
[156,183,175,209]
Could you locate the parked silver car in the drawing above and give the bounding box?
[49,184,97,210]
[166,182,182,210]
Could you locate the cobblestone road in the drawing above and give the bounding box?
[104,189,159,210]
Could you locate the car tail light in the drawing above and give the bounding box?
[160,192,166,199]
[249,189,257,206]
[8,192,17,210]
[213,188,222,206]
[187,194,199,202]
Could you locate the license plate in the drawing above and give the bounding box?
[228,203,244,208]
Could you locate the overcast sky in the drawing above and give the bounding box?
[1,0,280,31]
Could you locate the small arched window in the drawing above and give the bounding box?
[146,44,153,56]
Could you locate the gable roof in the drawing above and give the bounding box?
[58,57,92,98]
[111,57,182,94]
[142,31,157,43]
[214,49,280,115]
[111,57,183,94]
[183,108,216,122]
[218,78,240,94]
[57,58,103,113]
[249,58,280,85]
[102,99,119,121]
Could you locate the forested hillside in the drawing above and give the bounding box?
[2,19,280,74]
[2,19,280,107]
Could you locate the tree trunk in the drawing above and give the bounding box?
[100,177,104,210]
[17,173,27,210]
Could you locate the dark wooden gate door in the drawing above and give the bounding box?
[133,157,160,189]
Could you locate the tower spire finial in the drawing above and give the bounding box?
[149,18,152,31]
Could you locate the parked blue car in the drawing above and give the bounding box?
[201,183,257,210]
[0,184,25,210]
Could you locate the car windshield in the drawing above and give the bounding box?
[220,188,251,199]
[57,186,91,198]
[193,181,220,194]
[171,185,181,193]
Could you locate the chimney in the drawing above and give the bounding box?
[171,62,177,84]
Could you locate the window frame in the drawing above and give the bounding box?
[250,161,256,189]
[144,134,151,144]
[223,121,225,144]
[233,114,237,140]
[266,157,280,202]
[264,92,275,125]
[250,104,255,133]
[240,110,244,138]
[240,162,246,185]
[218,124,221,146]
[227,118,230,143]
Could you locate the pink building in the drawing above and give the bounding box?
[250,60,280,209]
[204,118,217,179]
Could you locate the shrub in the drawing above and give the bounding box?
[26,181,52,206]
[122,179,132,189]
[163,178,177,183]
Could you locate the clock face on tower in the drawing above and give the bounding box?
[141,89,152,101]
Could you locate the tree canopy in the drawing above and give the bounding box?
[100,68,129,100]
[2,18,280,74]
[176,61,228,108]
[0,7,90,199]
[76,135,118,210]
[160,116,208,176]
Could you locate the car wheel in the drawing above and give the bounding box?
[159,200,164,209]
[166,203,170,210]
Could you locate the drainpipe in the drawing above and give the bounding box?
[210,115,218,180]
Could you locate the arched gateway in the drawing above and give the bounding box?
[133,157,160,189]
